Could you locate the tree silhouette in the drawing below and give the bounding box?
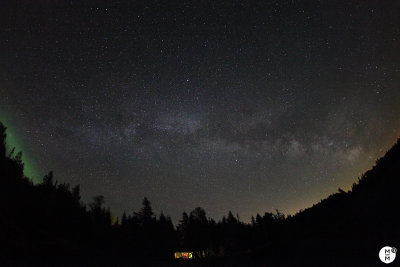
[89,195,105,211]
[0,122,6,159]
[121,212,127,226]
[226,211,238,224]
[43,171,54,187]
[134,197,155,226]
[71,184,81,201]
[178,207,214,256]
[190,207,208,224]
[1,118,399,265]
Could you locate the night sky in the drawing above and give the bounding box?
[1,0,399,223]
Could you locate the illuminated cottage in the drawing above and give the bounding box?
[174,251,193,259]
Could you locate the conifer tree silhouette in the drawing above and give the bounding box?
[134,197,155,226]
[0,122,6,159]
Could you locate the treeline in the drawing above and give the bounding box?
[0,121,286,264]
[1,121,399,265]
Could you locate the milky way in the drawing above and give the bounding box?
[1,1,400,223]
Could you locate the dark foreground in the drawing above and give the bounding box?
[1,121,399,266]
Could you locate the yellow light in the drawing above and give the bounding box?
[174,252,193,259]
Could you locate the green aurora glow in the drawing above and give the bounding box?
[0,110,42,184]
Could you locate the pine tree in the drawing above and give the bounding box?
[0,122,6,159]
[134,197,155,225]
[121,212,127,226]
[72,184,81,201]
[43,171,54,187]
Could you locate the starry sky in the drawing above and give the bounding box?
[1,0,400,223]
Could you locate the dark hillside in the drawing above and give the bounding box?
[284,138,400,264]
[1,120,399,266]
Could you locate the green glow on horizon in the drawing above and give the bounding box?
[0,111,42,184]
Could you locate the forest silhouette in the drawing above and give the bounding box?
[0,121,399,266]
